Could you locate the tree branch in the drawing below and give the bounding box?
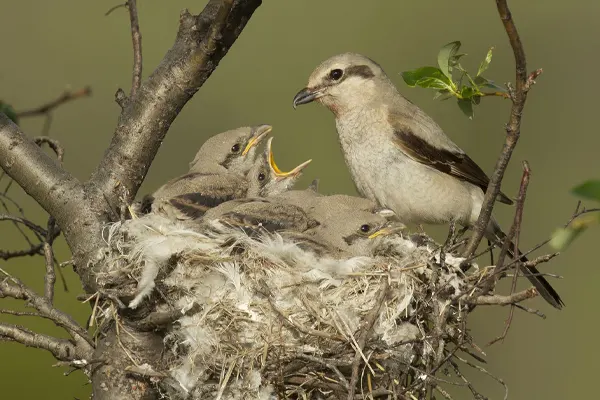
[496,161,531,273]
[15,87,91,118]
[0,323,83,361]
[87,0,261,219]
[465,288,537,305]
[463,0,541,258]
[0,115,103,289]
[126,0,143,97]
[0,270,94,350]
[488,161,530,345]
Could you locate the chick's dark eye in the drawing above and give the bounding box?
[258,172,266,181]
[231,143,241,153]
[360,224,371,233]
[329,69,343,81]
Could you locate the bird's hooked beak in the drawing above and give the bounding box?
[267,138,312,179]
[242,124,272,156]
[368,222,406,239]
[293,87,324,109]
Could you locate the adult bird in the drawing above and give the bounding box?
[292,52,563,309]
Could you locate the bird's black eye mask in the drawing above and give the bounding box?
[325,64,375,86]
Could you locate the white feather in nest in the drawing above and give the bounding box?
[104,212,471,399]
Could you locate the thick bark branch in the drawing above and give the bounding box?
[0,115,104,289]
[91,327,165,400]
[87,0,261,220]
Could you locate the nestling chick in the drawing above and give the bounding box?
[188,124,273,175]
[144,125,272,219]
[304,206,404,257]
[246,137,312,197]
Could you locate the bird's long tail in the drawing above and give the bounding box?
[485,219,564,309]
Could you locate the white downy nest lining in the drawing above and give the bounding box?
[101,213,475,399]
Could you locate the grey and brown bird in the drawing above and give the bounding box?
[293,53,563,309]
[144,125,272,218]
[303,207,404,257]
[188,124,273,175]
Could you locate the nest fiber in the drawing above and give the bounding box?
[101,214,475,399]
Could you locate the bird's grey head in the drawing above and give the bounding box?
[246,137,312,197]
[293,53,388,115]
[309,208,404,256]
[189,125,272,175]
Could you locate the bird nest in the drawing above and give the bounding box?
[98,213,499,400]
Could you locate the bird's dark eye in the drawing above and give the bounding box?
[360,224,371,233]
[231,143,241,153]
[258,172,266,181]
[329,69,343,81]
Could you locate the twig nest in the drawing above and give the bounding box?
[102,214,472,399]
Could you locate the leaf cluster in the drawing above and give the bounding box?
[401,41,507,119]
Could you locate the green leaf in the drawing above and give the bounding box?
[433,90,452,101]
[550,213,600,250]
[449,53,467,68]
[550,227,584,251]
[457,99,474,119]
[572,180,600,202]
[460,86,476,100]
[437,41,461,79]
[401,67,455,92]
[474,77,506,92]
[477,47,494,76]
[0,101,18,125]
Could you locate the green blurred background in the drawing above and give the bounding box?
[1,0,597,398]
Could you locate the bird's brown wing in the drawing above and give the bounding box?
[392,126,513,205]
[168,192,238,219]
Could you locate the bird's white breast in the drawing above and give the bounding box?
[335,110,478,225]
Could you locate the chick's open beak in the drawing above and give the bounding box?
[293,87,324,109]
[242,124,272,156]
[368,223,406,239]
[267,138,312,178]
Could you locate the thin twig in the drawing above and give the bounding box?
[126,0,143,97]
[43,242,56,302]
[347,279,390,400]
[0,215,47,236]
[16,87,91,118]
[0,322,83,361]
[465,287,537,305]
[43,217,58,302]
[295,353,350,390]
[0,272,94,349]
[480,91,510,98]
[455,354,509,400]
[463,0,541,258]
[513,303,546,318]
[34,136,65,163]
[105,2,127,16]
[132,303,201,331]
